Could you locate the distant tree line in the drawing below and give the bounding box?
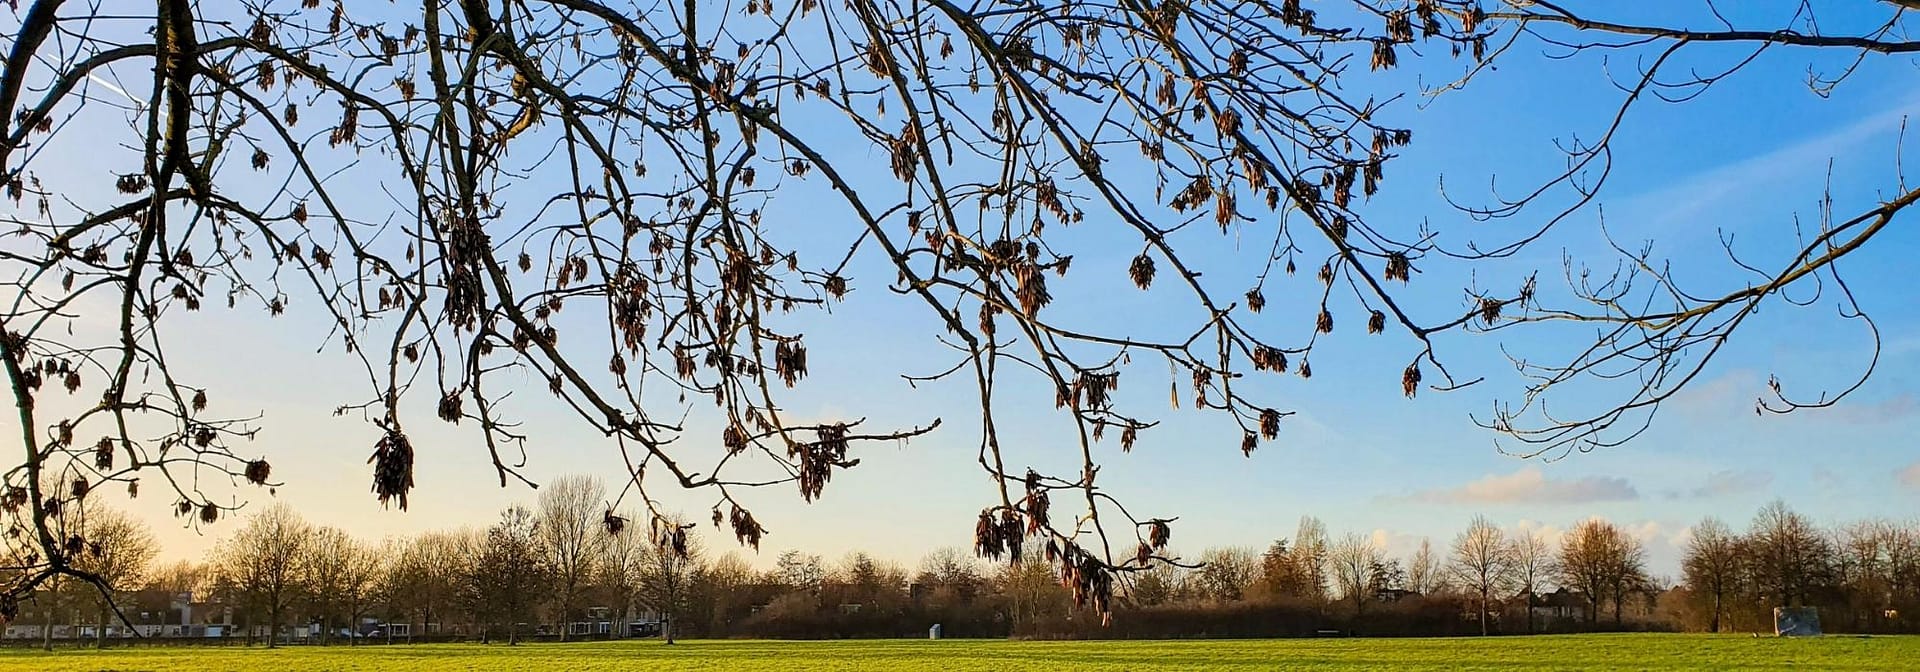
[10,485,1918,645]
[1678,501,1920,635]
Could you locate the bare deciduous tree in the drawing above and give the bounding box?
[1748,500,1831,609]
[634,514,700,644]
[1430,1,1920,459]
[1682,517,1739,633]
[775,550,826,593]
[1291,516,1331,606]
[2,0,1911,626]
[387,529,475,641]
[67,505,155,648]
[299,526,356,644]
[0,0,1490,623]
[212,502,307,647]
[1192,547,1258,603]
[595,507,646,639]
[1449,516,1512,635]
[1508,527,1555,634]
[535,474,603,639]
[1559,518,1647,625]
[1405,537,1444,596]
[145,559,209,599]
[472,505,545,645]
[338,537,385,645]
[1329,533,1382,616]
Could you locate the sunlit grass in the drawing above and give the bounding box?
[1,633,1915,671]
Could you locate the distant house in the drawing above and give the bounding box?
[1374,588,1419,603]
[6,589,236,640]
[1531,588,1590,623]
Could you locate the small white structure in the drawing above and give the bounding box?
[928,624,942,640]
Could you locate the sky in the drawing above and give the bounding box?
[3,1,1917,581]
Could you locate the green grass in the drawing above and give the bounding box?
[0,634,1914,671]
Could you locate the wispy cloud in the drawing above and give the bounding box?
[1815,393,1918,425]
[1672,370,1916,426]
[1609,93,1920,240]
[1665,469,1773,500]
[1408,467,1639,505]
[1670,369,1762,420]
[1900,462,1920,490]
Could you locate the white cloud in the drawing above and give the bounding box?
[1368,528,1424,558]
[1508,519,1568,548]
[1669,469,1773,499]
[1410,467,1639,505]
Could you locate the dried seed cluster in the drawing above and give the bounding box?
[369,430,415,510]
[793,423,849,502]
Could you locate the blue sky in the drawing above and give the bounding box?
[5,2,1916,579]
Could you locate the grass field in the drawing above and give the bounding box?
[0,634,1914,671]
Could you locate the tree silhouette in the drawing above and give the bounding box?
[0,0,1911,623]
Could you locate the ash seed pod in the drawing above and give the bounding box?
[245,459,272,485]
[1259,408,1280,440]
[1368,310,1386,334]
[722,424,747,454]
[370,430,416,510]
[1316,309,1333,334]
[1402,362,1422,398]
[1129,253,1156,290]
[1240,432,1257,456]
[1385,252,1410,282]
[199,503,220,524]
[1245,288,1266,313]
[438,392,462,423]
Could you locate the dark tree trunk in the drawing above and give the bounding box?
[1710,591,1722,633]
